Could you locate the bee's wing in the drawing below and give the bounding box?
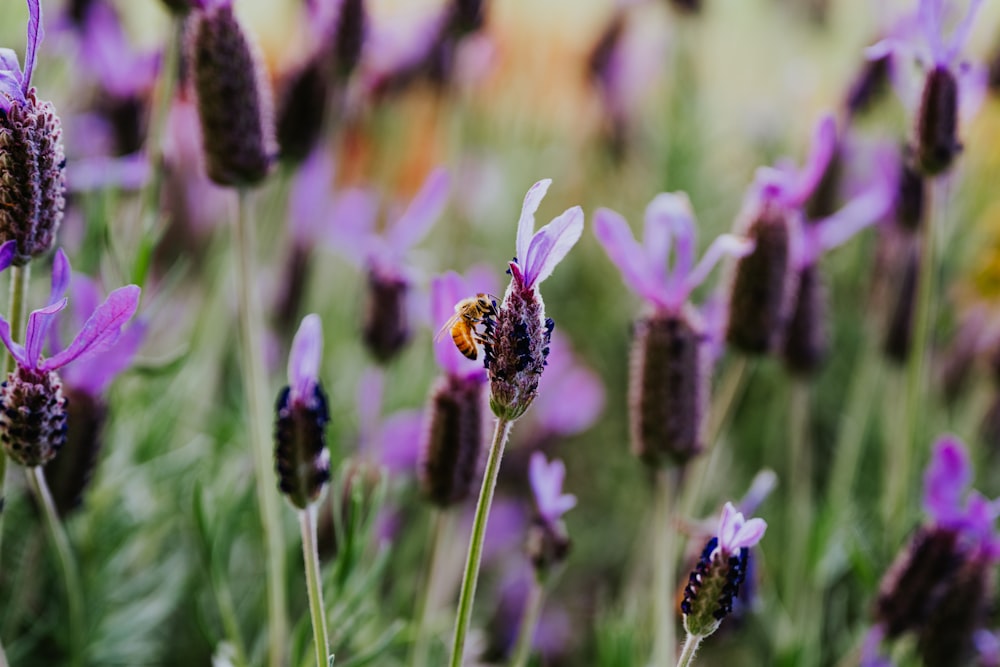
[434,313,462,341]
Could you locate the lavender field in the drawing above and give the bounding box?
[1,0,999,665]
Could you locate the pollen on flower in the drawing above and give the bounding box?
[0,367,68,468]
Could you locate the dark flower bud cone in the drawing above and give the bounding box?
[917,553,993,667]
[274,383,331,510]
[0,367,68,468]
[846,53,891,118]
[362,268,411,363]
[190,4,274,186]
[43,386,107,517]
[681,537,750,637]
[330,0,366,80]
[990,46,1000,93]
[276,58,330,165]
[160,0,194,16]
[915,65,960,176]
[419,374,485,507]
[526,517,571,575]
[451,0,486,36]
[883,243,920,365]
[782,265,828,376]
[875,526,960,638]
[726,208,795,355]
[670,0,702,13]
[896,151,926,234]
[629,309,706,467]
[0,91,66,265]
[485,281,552,421]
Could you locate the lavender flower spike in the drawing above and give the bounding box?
[0,243,140,467]
[274,314,331,510]
[527,451,576,574]
[682,502,766,638]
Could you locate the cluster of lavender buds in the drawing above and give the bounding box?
[526,451,576,576]
[864,436,1000,666]
[274,314,331,510]
[0,0,65,265]
[681,502,766,638]
[483,180,583,421]
[594,193,753,466]
[0,243,140,468]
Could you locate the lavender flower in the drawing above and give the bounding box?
[44,274,145,515]
[189,0,275,186]
[485,179,583,421]
[274,314,331,510]
[681,502,766,638]
[0,243,140,467]
[526,330,605,441]
[594,193,753,465]
[526,451,576,574]
[0,0,66,265]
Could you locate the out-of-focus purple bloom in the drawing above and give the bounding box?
[75,2,159,101]
[976,629,1000,667]
[923,434,973,526]
[354,368,423,476]
[287,314,323,407]
[431,268,498,380]
[0,244,140,375]
[66,154,150,193]
[595,193,754,313]
[528,452,576,525]
[860,625,896,667]
[485,563,573,661]
[530,331,604,437]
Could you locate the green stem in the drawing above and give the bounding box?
[508,575,546,667]
[0,263,29,573]
[651,468,680,667]
[301,505,331,667]
[891,177,943,542]
[410,509,452,667]
[27,467,84,667]
[675,633,703,667]
[827,339,881,504]
[786,380,816,662]
[234,188,288,667]
[448,417,513,667]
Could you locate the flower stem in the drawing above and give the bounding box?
[786,380,818,663]
[890,177,944,543]
[301,505,331,667]
[0,263,29,572]
[509,574,546,667]
[675,633,703,667]
[27,467,84,667]
[410,509,452,667]
[234,188,287,667]
[651,468,680,667]
[448,416,513,667]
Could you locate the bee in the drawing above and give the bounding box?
[435,293,498,360]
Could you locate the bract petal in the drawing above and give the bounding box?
[923,434,971,525]
[24,299,66,368]
[0,316,27,369]
[41,285,140,372]
[523,205,584,287]
[386,167,450,252]
[24,0,44,92]
[681,234,755,308]
[516,179,552,268]
[787,114,837,208]
[594,207,662,304]
[48,249,70,306]
[288,314,322,405]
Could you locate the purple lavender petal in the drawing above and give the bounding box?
[975,629,1000,667]
[923,434,971,525]
[533,332,604,436]
[811,179,892,261]
[23,299,67,369]
[431,272,471,375]
[374,409,424,475]
[944,0,984,65]
[716,502,766,555]
[326,187,379,268]
[523,205,584,287]
[0,240,17,273]
[919,0,947,64]
[79,4,159,98]
[515,179,552,270]
[682,234,755,305]
[23,0,44,92]
[63,320,146,396]
[67,154,152,193]
[593,207,662,304]
[0,72,26,113]
[652,194,696,291]
[0,49,23,84]
[41,285,141,372]
[290,150,336,247]
[529,452,577,523]
[0,317,28,369]
[288,314,323,405]
[47,250,71,307]
[786,115,837,208]
[385,167,450,253]
[642,195,673,293]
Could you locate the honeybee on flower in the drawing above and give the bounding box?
[435,293,497,361]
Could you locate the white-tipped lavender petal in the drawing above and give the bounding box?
[288,314,323,405]
[594,207,661,303]
[24,299,66,369]
[516,179,552,267]
[524,205,584,287]
[386,167,450,252]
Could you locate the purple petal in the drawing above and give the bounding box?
[730,517,767,550]
[41,285,141,372]
[944,0,984,65]
[374,409,424,475]
[649,194,696,292]
[642,196,673,291]
[681,234,755,307]
[23,0,44,92]
[63,320,146,396]
[0,71,26,113]
[48,249,70,306]
[523,206,584,287]
[0,240,17,274]
[594,207,662,305]
[0,316,28,369]
[787,114,837,208]
[386,167,450,252]
[810,180,892,262]
[515,179,552,269]
[536,365,605,435]
[288,314,323,405]
[923,434,971,525]
[919,0,946,64]
[739,470,778,517]
[431,272,469,375]
[717,502,739,551]
[24,299,67,368]
[326,187,379,268]
[290,150,336,246]
[67,154,151,193]
[0,49,21,78]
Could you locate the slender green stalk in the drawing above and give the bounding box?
[786,380,817,664]
[410,509,452,667]
[301,505,331,667]
[449,417,513,667]
[509,574,546,667]
[891,177,944,542]
[675,633,703,667]
[233,189,287,667]
[651,468,680,667]
[0,263,30,571]
[827,339,881,504]
[0,636,7,667]
[27,467,84,667]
